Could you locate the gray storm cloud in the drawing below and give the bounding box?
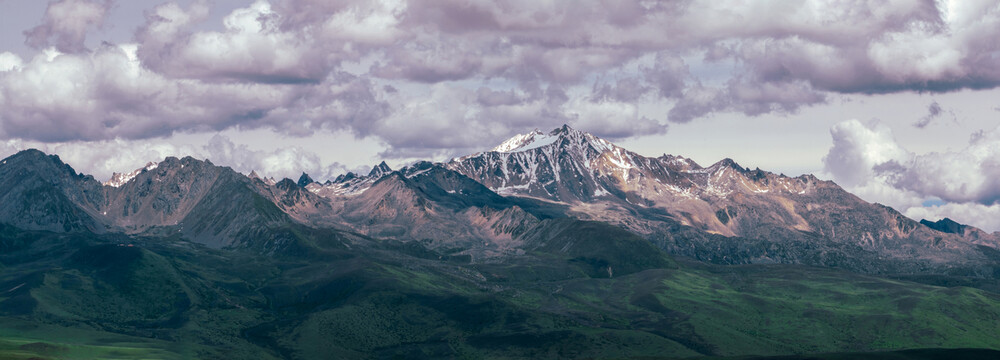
[24,0,115,54]
[2,0,1000,156]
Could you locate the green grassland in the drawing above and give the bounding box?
[0,317,195,359]
[2,223,1000,359]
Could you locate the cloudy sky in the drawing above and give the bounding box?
[2,0,1000,230]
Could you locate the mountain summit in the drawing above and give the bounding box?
[448,125,999,274]
[0,149,105,232]
[368,161,393,178]
[450,125,733,203]
[491,128,552,152]
[449,125,637,201]
[105,162,159,188]
[0,150,310,250]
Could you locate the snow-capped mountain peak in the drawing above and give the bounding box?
[446,125,639,201]
[306,162,394,198]
[369,161,393,178]
[104,162,158,187]
[448,124,816,205]
[491,128,552,153]
[490,125,620,156]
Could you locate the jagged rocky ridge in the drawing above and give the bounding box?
[3,125,1000,278]
[444,126,1000,274]
[0,150,314,251]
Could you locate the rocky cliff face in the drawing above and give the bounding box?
[448,126,1000,275]
[97,155,309,250]
[448,125,654,202]
[102,156,224,231]
[0,150,310,250]
[331,164,543,260]
[0,149,106,233]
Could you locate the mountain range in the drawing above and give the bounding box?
[1,125,1000,359]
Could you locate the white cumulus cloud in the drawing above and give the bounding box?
[823,119,1000,232]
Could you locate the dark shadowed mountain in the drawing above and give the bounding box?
[296,173,314,187]
[921,217,966,234]
[0,150,332,251]
[920,217,1000,249]
[0,149,106,233]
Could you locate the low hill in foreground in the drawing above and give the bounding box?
[2,223,1000,359]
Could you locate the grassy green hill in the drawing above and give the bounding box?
[2,223,1000,359]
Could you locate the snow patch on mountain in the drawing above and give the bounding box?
[299,161,397,198]
[369,161,393,178]
[495,183,531,196]
[308,176,371,197]
[105,162,158,187]
[492,129,558,153]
